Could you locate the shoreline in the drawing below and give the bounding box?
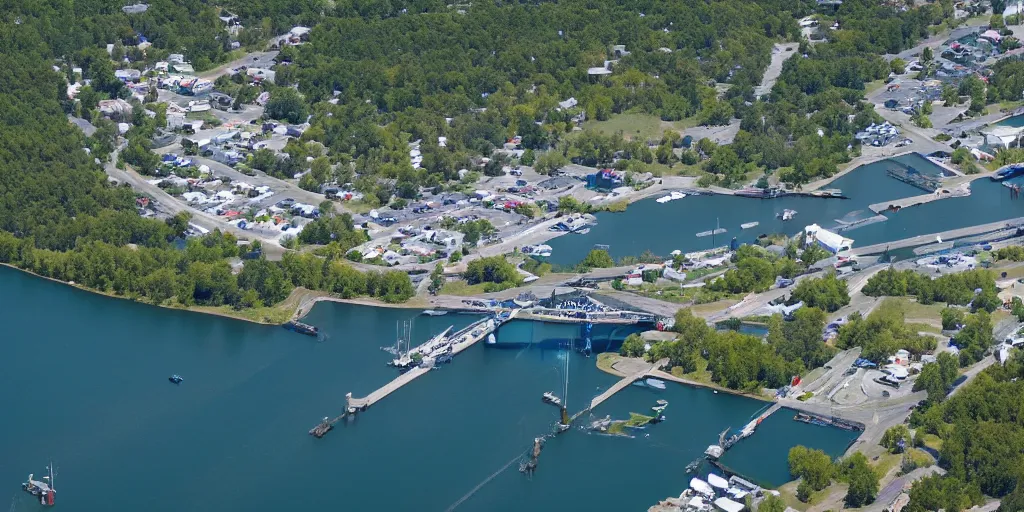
[594,353,773,403]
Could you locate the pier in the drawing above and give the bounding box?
[569,358,668,422]
[851,217,1024,255]
[310,312,517,437]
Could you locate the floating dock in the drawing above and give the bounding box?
[567,358,669,422]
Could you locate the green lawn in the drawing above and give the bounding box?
[581,112,698,142]
[439,280,491,296]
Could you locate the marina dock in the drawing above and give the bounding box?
[851,217,1024,255]
[310,312,517,437]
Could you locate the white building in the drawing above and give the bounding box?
[804,224,853,254]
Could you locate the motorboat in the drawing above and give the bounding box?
[779,209,797,221]
[656,191,687,203]
[645,378,666,390]
[542,391,563,406]
[740,222,759,229]
[422,309,448,316]
[169,374,183,384]
[522,244,553,258]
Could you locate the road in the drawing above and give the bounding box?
[198,51,279,81]
[103,148,285,252]
[755,42,798,99]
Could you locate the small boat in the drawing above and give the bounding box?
[486,333,496,345]
[779,209,797,221]
[656,191,687,203]
[522,244,553,258]
[422,309,448,316]
[645,378,666,390]
[284,321,319,337]
[652,399,669,414]
[542,391,563,406]
[22,463,56,506]
[169,374,183,384]
[740,222,759,229]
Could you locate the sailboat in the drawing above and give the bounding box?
[22,462,56,506]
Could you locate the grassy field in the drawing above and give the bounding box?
[581,112,698,142]
[439,280,492,296]
[689,299,740,317]
[189,287,328,324]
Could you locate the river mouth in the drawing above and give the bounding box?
[545,153,1015,266]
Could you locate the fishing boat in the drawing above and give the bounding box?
[168,374,183,384]
[22,463,56,506]
[740,221,759,229]
[656,191,687,203]
[779,209,797,221]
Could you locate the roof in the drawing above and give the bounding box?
[707,473,729,489]
[714,497,745,512]
[805,223,853,251]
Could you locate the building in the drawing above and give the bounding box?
[121,3,148,14]
[804,224,853,254]
[115,69,142,83]
[97,99,133,120]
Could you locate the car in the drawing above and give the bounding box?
[515,179,527,187]
[252,56,259,62]
[510,169,523,176]
[276,198,296,208]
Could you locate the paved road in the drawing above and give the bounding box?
[755,42,798,98]
[198,51,279,81]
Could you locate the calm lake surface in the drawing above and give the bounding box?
[0,266,857,511]
[547,154,1023,265]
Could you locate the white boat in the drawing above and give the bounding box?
[542,391,563,406]
[422,309,448,316]
[714,497,745,512]
[645,378,666,390]
[740,222,759,229]
[657,191,687,203]
[779,209,797,221]
[486,333,496,345]
[522,244,553,257]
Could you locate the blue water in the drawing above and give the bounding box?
[547,154,1023,265]
[0,266,860,511]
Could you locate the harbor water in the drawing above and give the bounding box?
[547,154,1024,265]
[0,266,857,511]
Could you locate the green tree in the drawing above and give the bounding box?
[839,452,879,507]
[759,494,786,512]
[429,262,444,295]
[788,445,834,491]
[620,333,646,357]
[881,425,910,453]
[791,273,850,312]
[265,87,309,124]
[578,249,615,270]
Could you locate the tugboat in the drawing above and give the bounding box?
[22,463,56,506]
[284,321,319,337]
[169,374,183,384]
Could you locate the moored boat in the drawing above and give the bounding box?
[645,378,666,390]
[779,209,797,221]
[284,321,319,337]
[740,221,759,229]
[22,463,56,506]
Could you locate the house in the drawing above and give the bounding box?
[122,3,148,14]
[97,99,133,120]
[115,69,142,83]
